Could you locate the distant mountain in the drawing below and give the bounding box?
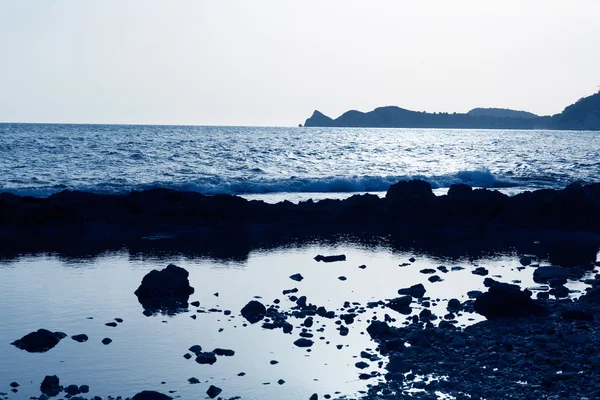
[302,91,600,131]
[467,108,538,119]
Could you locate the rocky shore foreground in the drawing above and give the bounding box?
[1,180,599,256]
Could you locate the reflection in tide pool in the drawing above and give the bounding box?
[0,244,593,399]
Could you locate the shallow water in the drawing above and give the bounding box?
[1,242,595,399]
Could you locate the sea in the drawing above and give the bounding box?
[1,124,600,201]
[1,124,599,400]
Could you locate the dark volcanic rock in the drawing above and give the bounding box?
[206,385,222,399]
[65,384,80,395]
[290,273,304,282]
[398,283,426,298]
[131,391,172,400]
[241,300,267,324]
[188,345,203,355]
[472,267,489,276]
[11,329,65,353]
[474,280,546,319]
[40,375,62,397]
[134,264,194,315]
[101,337,112,345]
[314,254,346,262]
[71,334,88,343]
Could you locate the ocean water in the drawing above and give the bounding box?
[1,124,599,200]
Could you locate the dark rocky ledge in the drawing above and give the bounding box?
[0,180,599,258]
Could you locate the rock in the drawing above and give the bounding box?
[533,266,570,284]
[428,275,442,283]
[190,301,200,307]
[290,273,304,282]
[241,300,267,323]
[562,310,594,321]
[467,290,482,299]
[188,344,203,355]
[520,256,532,266]
[474,281,546,319]
[213,348,235,356]
[338,276,347,281]
[452,336,467,348]
[447,298,461,309]
[278,379,285,385]
[270,360,279,365]
[314,254,346,262]
[40,375,61,397]
[183,353,192,359]
[79,385,89,393]
[309,394,319,400]
[386,296,412,313]
[131,391,172,400]
[114,318,123,323]
[101,338,112,345]
[294,338,314,347]
[9,382,19,388]
[397,283,426,298]
[134,264,194,315]
[188,377,200,384]
[66,384,80,395]
[355,361,369,369]
[206,385,222,399]
[472,267,489,276]
[195,352,217,365]
[358,265,367,269]
[386,179,435,205]
[11,329,65,353]
[420,268,436,274]
[105,322,118,327]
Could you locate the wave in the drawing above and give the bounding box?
[0,169,535,198]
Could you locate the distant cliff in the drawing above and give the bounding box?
[303,91,600,130]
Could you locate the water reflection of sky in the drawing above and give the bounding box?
[0,243,597,400]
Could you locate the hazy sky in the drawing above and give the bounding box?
[1,0,599,126]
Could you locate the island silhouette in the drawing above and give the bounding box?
[302,90,600,130]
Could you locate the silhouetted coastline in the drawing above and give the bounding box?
[303,91,600,130]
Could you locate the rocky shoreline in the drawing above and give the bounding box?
[3,180,600,400]
[1,180,600,256]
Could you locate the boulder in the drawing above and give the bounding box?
[12,329,66,353]
[397,283,426,298]
[213,348,235,356]
[289,273,304,282]
[294,338,314,347]
[40,375,62,397]
[134,264,194,315]
[241,300,266,324]
[474,281,546,319]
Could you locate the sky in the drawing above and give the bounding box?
[1,0,599,126]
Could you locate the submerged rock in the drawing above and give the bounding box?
[11,329,66,353]
[134,264,194,316]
